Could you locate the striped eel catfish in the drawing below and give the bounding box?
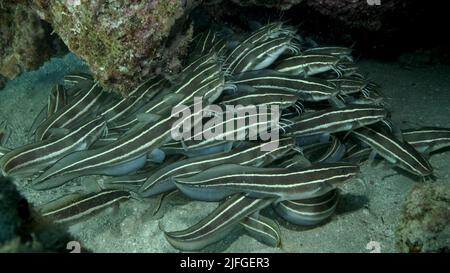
[63,73,96,100]
[63,72,93,86]
[102,155,184,191]
[101,164,165,192]
[0,122,9,158]
[224,23,294,73]
[274,147,341,226]
[101,172,150,192]
[109,55,222,131]
[330,79,386,107]
[163,193,275,251]
[47,85,68,117]
[38,190,131,224]
[274,188,339,226]
[31,60,226,190]
[283,105,387,137]
[160,140,240,158]
[0,120,9,146]
[276,153,311,169]
[328,78,376,98]
[402,127,450,154]
[190,29,222,58]
[328,60,361,78]
[0,116,106,177]
[90,131,122,149]
[153,72,227,140]
[242,22,292,44]
[100,76,167,124]
[302,135,346,164]
[302,47,353,62]
[219,88,298,110]
[139,138,295,197]
[182,50,223,75]
[178,113,279,154]
[346,95,386,107]
[224,43,252,75]
[174,162,359,202]
[341,143,372,164]
[29,85,67,137]
[29,107,49,138]
[0,146,10,158]
[240,214,281,247]
[350,126,433,177]
[178,107,280,151]
[232,70,339,102]
[229,37,300,74]
[211,40,228,58]
[34,82,105,141]
[274,54,347,77]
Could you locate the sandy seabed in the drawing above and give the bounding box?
[0,53,449,253]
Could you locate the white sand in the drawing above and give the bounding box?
[0,54,449,253]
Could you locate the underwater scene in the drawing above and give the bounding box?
[0,1,449,254]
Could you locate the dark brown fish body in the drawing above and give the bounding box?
[351,126,433,177]
[39,190,131,224]
[174,163,359,201]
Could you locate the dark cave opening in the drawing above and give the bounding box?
[192,1,449,65]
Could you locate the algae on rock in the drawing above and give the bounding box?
[396,183,450,253]
[231,0,304,10]
[31,0,197,96]
[0,1,53,85]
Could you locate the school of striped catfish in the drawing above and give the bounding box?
[0,22,449,251]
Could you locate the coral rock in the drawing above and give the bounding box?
[396,183,450,253]
[0,1,52,83]
[304,0,400,31]
[0,176,89,252]
[31,0,197,96]
[231,0,304,10]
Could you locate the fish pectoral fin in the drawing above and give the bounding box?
[328,96,346,108]
[28,105,47,138]
[296,155,312,168]
[147,148,166,163]
[249,211,260,219]
[150,189,180,219]
[368,150,384,168]
[223,142,234,153]
[420,148,431,159]
[180,138,190,152]
[32,171,82,191]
